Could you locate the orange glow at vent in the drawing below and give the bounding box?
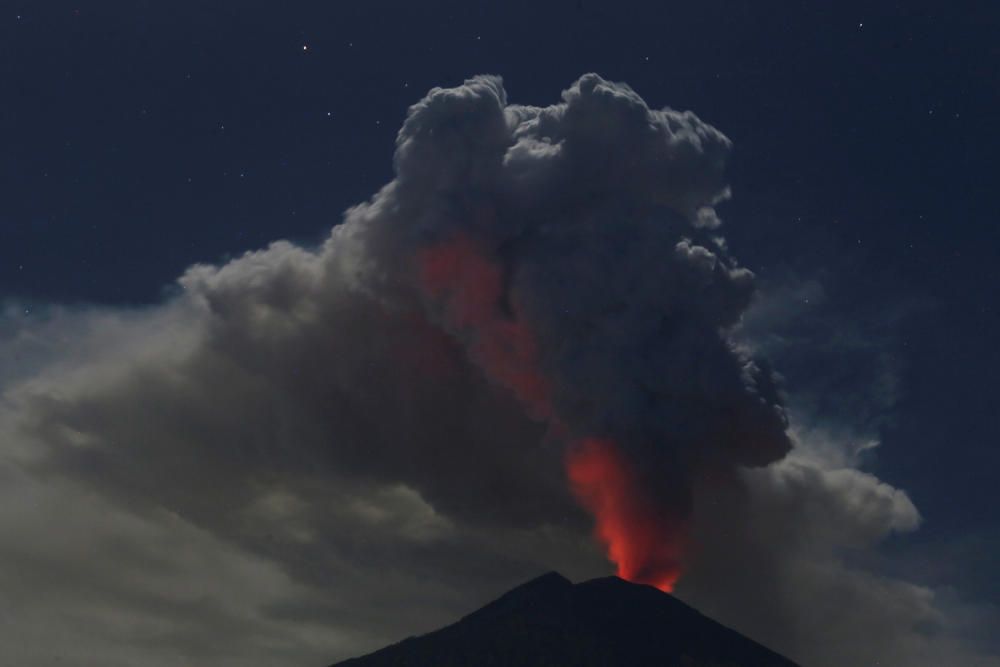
[566,438,687,592]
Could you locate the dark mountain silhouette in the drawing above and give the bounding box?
[332,572,801,666]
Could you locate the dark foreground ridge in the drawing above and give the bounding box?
[332,572,800,666]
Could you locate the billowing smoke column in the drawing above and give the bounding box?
[351,74,792,590]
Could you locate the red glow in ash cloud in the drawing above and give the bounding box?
[566,438,687,592]
[418,235,550,416]
[418,235,688,592]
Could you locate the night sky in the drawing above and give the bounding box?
[2,2,998,666]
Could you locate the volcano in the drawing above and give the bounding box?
[331,572,800,666]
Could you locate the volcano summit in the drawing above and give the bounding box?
[333,572,799,667]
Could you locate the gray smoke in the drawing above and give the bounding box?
[0,74,995,667]
[349,73,791,522]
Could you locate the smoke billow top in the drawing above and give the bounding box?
[346,73,791,589]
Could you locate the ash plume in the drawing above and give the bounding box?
[4,74,990,667]
[347,73,791,586]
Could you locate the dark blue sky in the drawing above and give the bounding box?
[3,0,998,602]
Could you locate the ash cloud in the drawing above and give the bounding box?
[0,74,996,667]
[352,73,792,539]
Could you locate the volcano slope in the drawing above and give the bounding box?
[332,572,801,667]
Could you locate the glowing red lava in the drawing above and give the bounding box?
[566,438,687,592]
